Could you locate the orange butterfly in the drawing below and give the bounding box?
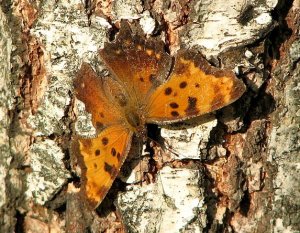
[72,22,246,209]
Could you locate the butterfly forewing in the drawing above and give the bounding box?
[74,125,133,208]
[74,63,123,130]
[99,23,172,104]
[146,50,246,123]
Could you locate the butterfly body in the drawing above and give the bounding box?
[126,115,147,141]
[72,22,246,208]
[104,79,148,140]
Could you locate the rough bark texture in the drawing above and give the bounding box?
[0,0,299,232]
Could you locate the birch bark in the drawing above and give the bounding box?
[0,0,299,232]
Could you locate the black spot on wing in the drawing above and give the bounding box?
[170,102,179,109]
[102,137,109,146]
[185,97,199,115]
[95,149,101,156]
[171,111,179,117]
[179,81,187,88]
[104,162,118,177]
[104,162,112,173]
[111,148,116,156]
[164,87,172,95]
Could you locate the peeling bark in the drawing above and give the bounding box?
[0,0,299,232]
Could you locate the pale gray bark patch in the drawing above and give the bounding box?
[0,7,16,233]
[161,114,217,160]
[112,0,143,21]
[0,4,13,202]
[27,75,73,136]
[139,11,156,34]
[27,0,110,136]
[268,39,300,232]
[74,99,97,137]
[117,167,206,233]
[183,0,278,56]
[25,139,70,205]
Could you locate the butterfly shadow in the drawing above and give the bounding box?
[95,136,151,215]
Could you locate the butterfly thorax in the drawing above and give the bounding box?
[124,106,147,142]
[103,76,148,140]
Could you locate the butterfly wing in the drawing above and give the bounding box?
[72,125,133,208]
[73,63,133,208]
[74,62,123,131]
[146,50,246,123]
[99,22,172,103]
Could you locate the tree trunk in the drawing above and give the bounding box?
[0,0,299,232]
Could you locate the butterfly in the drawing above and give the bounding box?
[72,22,246,209]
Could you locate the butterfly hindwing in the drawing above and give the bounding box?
[73,125,133,208]
[146,50,246,123]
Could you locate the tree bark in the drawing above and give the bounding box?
[0,0,299,232]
